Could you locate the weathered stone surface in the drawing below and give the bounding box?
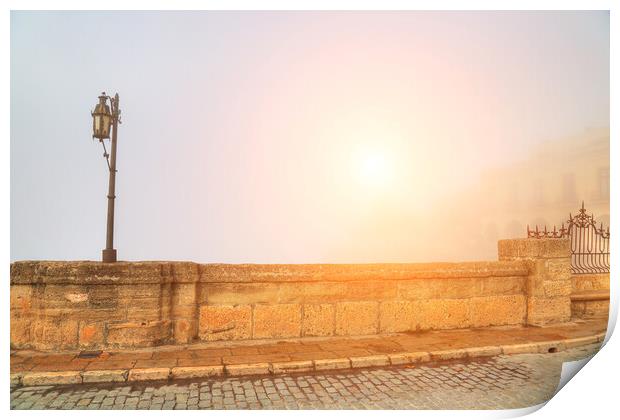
[466,346,502,358]
[10,374,22,387]
[527,297,571,326]
[270,360,314,374]
[128,368,170,382]
[10,315,32,348]
[429,349,468,361]
[302,304,335,337]
[536,341,566,354]
[278,282,349,303]
[470,295,526,327]
[199,305,252,341]
[204,283,279,305]
[314,358,351,370]
[10,285,33,312]
[253,304,301,339]
[398,278,481,300]
[225,363,270,376]
[11,252,569,351]
[171,366,224,379]
[350,355,390,368]
[30,318,79,351]
[572,273,610,292]
[82,369,128,383]
[22,371,82,386]
[480,277,525,296]
[543,280,572,298]
[501,343,540,355]
[78,322,105,349]
[498,238,570,260]
[414,299,470,330]
[379,301,414,333]
[335,301,379,336]
[107,321,169,348]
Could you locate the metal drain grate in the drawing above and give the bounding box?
[77,350,103,359]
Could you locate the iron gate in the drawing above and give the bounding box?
[527,202,610,274]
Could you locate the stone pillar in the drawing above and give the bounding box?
[169,263,200,344]
[498,238,572,326]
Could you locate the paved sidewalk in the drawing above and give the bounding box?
[11,318,607,387]
[10,343,601,410]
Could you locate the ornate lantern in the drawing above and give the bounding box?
[91,93,112,140]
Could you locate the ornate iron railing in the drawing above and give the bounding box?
[527,202,610,274]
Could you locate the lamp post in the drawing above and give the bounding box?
[91,92,121,263]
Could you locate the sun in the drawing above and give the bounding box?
[354,146,396,189]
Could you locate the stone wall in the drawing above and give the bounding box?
[571,273,610,319]
[498,238,572,326]
[10,238,573,351]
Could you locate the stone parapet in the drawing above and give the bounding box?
[498,238,572,326]
[11,247,558,351]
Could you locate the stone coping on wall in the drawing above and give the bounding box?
[10,260,529,285]
[10,317,607,387]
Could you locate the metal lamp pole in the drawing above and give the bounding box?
[103,94,120,263]
[92,92,121,263]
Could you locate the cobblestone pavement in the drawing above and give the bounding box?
[10,344,599,410]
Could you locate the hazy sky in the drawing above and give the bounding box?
[10,11,609,263]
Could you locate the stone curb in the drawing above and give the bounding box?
[11,334,604,387]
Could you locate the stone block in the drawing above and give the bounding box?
[10,285,33,312]
[543,280,572,297]
[563,336,599,349]
[22,371,82,386]
[414,299,470,330]
[10,373,22,387]
[199,305,252,341]
[203,283,279,305]
[388,353,411,365]
[82,369,128,383]
[10,316,32,348]
[527,296,571,326]
[498,238,570,260]
[225,363,270,376]
[501,343,539,355]
[270,360,314,374]
[30,318,79,351]
[172,318,196,344]
[546,259,571,282]
[128,368,171,382]
[480,276,525,296]
[278,282,348,303]
[78,321,105,348]
[302,304,335,337]
[390,352,430,365]
[171,366,224,379]
[398,278,481,300]
[253,304,301,339]
[314,358,351,371]
[536,341,566,354]
[335,301,379,336]
[350,355,390,368]
[572,273,610,292]
[379,301,414,333]
[582,300,610,318]
[470,295,526,327]
[344,281,398,301]
[106,320,170,348]
[407,352,432,363]
[466,346,502,358]
[429,349,468,361]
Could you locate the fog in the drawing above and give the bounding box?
[11,11,609,263]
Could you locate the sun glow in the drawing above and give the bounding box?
[353,146,397,189]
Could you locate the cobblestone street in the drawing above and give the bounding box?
[10,343,599,410]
